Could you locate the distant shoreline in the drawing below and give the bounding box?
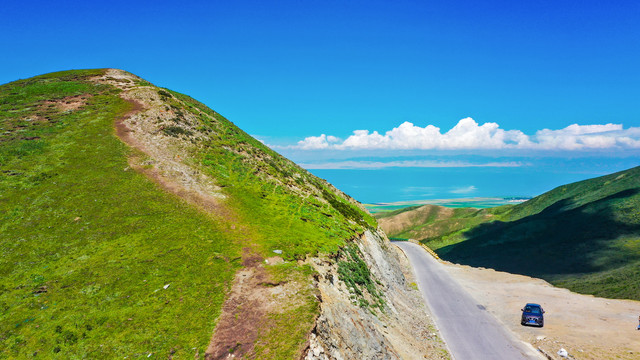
[364,197,530,213]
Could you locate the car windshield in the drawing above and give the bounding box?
[525,306,541,314]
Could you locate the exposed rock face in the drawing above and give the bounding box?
[306,230,450,360]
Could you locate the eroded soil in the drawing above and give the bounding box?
[204,250,270,359]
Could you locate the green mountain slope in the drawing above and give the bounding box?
[0,69,374,358]
[376,204,507,248]
[438,166,640,300]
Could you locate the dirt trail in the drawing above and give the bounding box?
[205,249,275,359]
[114,98,231,218]
[442,261,640,359]
[100,69,308,359]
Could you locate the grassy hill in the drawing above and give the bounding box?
[0,69,375,358]
[439,166,640,300]
[376,204,511,248]
[382,167,640,301]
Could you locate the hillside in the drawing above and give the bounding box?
[0,69,449,359]
[376,204,507,248]
[380,167,640,300]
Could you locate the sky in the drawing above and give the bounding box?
[2,0,639,202]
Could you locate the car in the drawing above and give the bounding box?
[521,303,544,327]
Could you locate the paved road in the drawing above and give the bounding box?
[394,241,543,360]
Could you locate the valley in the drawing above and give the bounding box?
[379,167,640,302]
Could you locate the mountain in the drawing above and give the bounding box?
[380,166,640,301]
[377,204,505,248]
[0,69,448,359]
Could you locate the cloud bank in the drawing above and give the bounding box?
[296,118,640,151]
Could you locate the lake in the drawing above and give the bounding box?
[308,166,616,205]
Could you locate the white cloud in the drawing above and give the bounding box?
[295,118,640,151]
[533,123,627,150]
[296,134,342,149]
[299,160,525,170]
[552,123,622,135]
[297,134,330,149]
[618,137,640,147]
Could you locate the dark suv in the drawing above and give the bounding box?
[521,303,544,327]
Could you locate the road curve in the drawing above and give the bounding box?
[394,241,543,360]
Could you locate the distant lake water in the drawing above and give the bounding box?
[307,167,612,205]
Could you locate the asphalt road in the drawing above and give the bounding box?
[394,241,543,360]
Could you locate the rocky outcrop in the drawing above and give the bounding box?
[305,230,450,360]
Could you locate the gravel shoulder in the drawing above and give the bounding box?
[443,261,640,359]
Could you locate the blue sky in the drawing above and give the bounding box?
[2,0,639,201]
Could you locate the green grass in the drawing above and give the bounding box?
[553,254,640,299]
[503,167,640,222]
[161,89,381,355]
[159,90,378,358]
[0,70,240,358]
[337,244,385,312]
[1,69,377,359]
[435,167,640,301]
[253,263,319,359]
[167,90,377,260]
[380,204,507,248]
